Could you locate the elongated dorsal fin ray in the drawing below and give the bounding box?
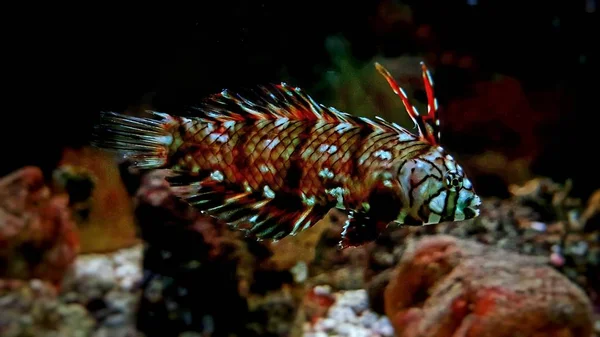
[185,83,416,136]
[375,62,441,145]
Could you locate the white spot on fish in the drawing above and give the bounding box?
[335,123,353,133]
[437,146,445,152]
[210,170,224,182]
[156,135,173,145]
[446,154,454,161]
[435,119,440,126]
[326,187,346,209]
[259,164,269,173]
[301,220,312,231]
[383,180,392,187]
[318,144,338,154]
[319,168,334,179]
[412,105,421,116]
[463,178,472,189]
[429,190,447,214]
[374,150,392,160]
[301,193,316,207]
[264,138,280,150]
[209,133,229,144]
[244,182,253,193]
[263,185,275,199]
[274,118,288,127]
[249,215,258,223]
[399,87,408,98]
[223,120,236,129]
[398,132,413,142]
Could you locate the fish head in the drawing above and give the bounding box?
[395,147,481,225]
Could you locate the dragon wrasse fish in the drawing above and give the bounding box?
[91,62,481,248]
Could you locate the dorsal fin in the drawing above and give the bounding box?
[375,62,440,145]
[188,83,348,123]
[185,83,415,136]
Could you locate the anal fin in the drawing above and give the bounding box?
[231,192,332,241]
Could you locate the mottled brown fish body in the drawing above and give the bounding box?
[92,63,481,248]
[168,116,426,212]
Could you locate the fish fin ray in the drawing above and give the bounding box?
[185,83,407,135]
[168,174,330,240]
[375,62,441,145]
[339,210,385,249]
[91,111,178,169]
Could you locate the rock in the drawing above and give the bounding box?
[304,288,395,337]
[384,235,594,337]
[0,279,95,337]
[0,167,80,285]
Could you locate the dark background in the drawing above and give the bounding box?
[3,0,599,198]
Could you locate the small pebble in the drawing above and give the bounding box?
[304,332,328,337]
[358,310,379,328]
[530,221,547,232]
[372,317,395,336]
[568,241,588,256]
[290,261,308,283]
[309,288,395,336]
[314,317,336,330]
[328,305,357,322]
[550,252,565,267]
[314,285,332,296]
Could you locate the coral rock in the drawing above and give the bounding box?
[0,167,79,285]
[384,235,594,337]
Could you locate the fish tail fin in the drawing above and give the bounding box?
[91,111,179,169]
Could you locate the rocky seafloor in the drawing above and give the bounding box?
[0,165,599,337]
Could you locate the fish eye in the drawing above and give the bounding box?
[443,171,463,190]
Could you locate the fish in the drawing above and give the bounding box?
[91,62,481,249]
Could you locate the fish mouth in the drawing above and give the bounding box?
[463,206,479,219]
[463,195,482,219]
